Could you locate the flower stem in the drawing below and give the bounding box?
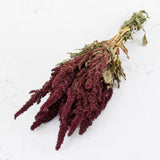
[108,10,149,58]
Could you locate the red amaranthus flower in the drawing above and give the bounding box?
[14,10,148,150]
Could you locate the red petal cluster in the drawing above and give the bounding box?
[14,49,113,150]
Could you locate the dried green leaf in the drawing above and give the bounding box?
[120,10,149,45]
[103,68,114,88]
[142,34,148,46]
[56,58,71,66]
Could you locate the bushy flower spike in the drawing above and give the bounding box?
[14,10,148,150]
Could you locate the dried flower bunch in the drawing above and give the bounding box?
[15,10,148,150]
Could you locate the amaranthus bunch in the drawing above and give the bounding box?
[14,10,148,150]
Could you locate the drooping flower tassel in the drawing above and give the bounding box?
[15,10,149,150]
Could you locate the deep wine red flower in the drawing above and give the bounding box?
[14,10,148,150]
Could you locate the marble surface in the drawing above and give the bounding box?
[0,0,160,159]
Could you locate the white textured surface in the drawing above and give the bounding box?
[0,0,160,159]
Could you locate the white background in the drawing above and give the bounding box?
[0,0,160,159]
